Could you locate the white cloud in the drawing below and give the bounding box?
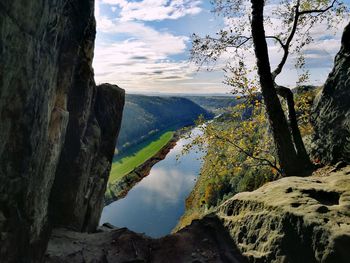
[93,0,235,93]
[93,3,202,93]
[101,0,202,21]
[93,0,349,94]
[94,40,195,85]
[97,19,188,55]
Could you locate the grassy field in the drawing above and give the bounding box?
[109,131,175,184]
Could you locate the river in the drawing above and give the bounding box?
[100,128,204,238]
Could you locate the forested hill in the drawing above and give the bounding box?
[117,94,213,151]
[184,96,238,113]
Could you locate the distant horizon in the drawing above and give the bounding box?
[95,82,321,97]
[95,83,234,96]
[125,91,234,97]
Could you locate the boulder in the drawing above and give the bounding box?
[217,166,350,263]
[311,23,350,164]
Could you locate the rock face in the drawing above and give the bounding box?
[49,83,125,233]
[0,1,72,261]
[312,22,350,164]
[0,1,125,262]
[217,166,350,263]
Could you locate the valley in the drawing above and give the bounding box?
[116,94,215,153]
[105,94,237,202]
[2,1,350,262]
[103,95,238,236]
[101,127,205,237]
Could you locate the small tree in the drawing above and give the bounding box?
[191,0,347,176]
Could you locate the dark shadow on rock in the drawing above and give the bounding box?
[45,215,247,263]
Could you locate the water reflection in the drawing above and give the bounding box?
[100,128,204,238]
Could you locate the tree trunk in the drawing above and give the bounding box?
[250,0,309,176]
[275,86,312,169]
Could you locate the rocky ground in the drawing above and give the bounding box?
[45,216,245,263]
[46,165,350,263]
[218,164,350,263]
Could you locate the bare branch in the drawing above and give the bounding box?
[272,0,301,80]
[235,36,252,48]
[272,0,340,80]
[266,35,286,49]
[205,35,252,49]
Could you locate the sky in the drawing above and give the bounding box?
[93,0,350,95]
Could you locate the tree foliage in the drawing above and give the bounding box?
[183,100,279,174]
[182,87,318,211]
[191,0,347,176]
[193,0,346,80]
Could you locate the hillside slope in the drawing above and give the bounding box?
[185,95,239,113]
[117,95,213,151]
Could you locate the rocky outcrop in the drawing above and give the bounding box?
[50,83,124,233]
[312,22,350,164]
[217,166,350,263]
[45,166,350,263]
[0,1,73,261]
[84,84,125,231]
[45,216,246,263]
[0,1,124,262]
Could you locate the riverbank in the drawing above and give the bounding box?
[109,130,175,183]
[105,130,184,205]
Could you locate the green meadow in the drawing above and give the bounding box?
[109,131,175,184]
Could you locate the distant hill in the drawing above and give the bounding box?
[117,95,213,152]
[184,96,238,113]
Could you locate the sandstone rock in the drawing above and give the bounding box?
[217,166,350,263]
[311,22,350,164]
[47,167,350,263]
[0,1,73,261]
[83,83,125,231]
[45,216,246,263]
[0,1,125,261]
[49,82,124,233]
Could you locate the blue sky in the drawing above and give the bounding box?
[93,0,350,94]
